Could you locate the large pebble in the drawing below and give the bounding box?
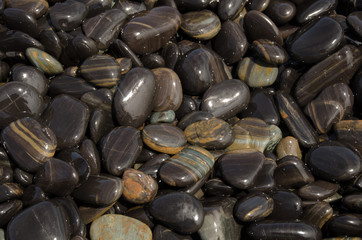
[25,47,63,75]
[181,10,221,40]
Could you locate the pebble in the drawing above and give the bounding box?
[150,110,176,124]
[251,39,288,65]
[25,48,63,75]
[298,180,340,200]
[181,10,221,40]
[234,192,274,222]
[276,136,302,159]
[264,0,296,26]
[12,65,48,96]
[295,0,338,24]
[302,201,333,229]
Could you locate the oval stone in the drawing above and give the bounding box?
[90,214,152,240]
[7,201,71,240]
[114,67,157,128]
[152,67,183,112]
[234,192,274,222]
[295,0,337,25]
[217,0,246,20]
[158,145,214,187]
[219,149,265,189]
[237,57,278,88]
[149,192,204,234]
[101,126,142,176]
[12,65,48,96]
[25,47,63,75]
[0,82,44,129]
[306,142,361,182]
[286,16,344,64]
[298,180,339,200]
[201,79,250,120]
[1,118,56,172]
[142,124,186,154]
[184,118,234,150]
[41,94,90,149]
[6,0,49,18]
[251,39,288,65]
[34,158,79,196]
[72,175,123,206]
[181,10,221,40]
[122,169,158,204]
[3,8,39,38]
[264,0,296,26]
[48,75,96,98]
[244,10,283,45]
[121,6,181,54]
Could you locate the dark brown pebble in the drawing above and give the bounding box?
[79,139,101,175]
[295,0,338,25]
[6,0,49,18]
[298,180,340,200]
[22,185,46,207]
[234,192,274,222]
[217,0,246,20]
[268,190,302,221]
[251,39,288,65]
[12,64,48,96]
[14,168,33,187]
[3,8,39,38]
[0,200,22,227]
[326,214,362,237]
[264,0,296,26]
[48,75,96,98]
[302,202,333,229]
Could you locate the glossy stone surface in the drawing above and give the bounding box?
[101,126,142,176]
[22,185,46,207]
[34,158,79,196]
[348,11,362,38]
[306,142,361,182]
[268,191,302,220]
[7,201,71,240]
[213,20,248,65]
[12,65,48,96]
[149,192,204,234]
[177,111,213,130]
[241,89,280,125]
[0,200,22,226]
[159,145,214,187]
[298,180,339,200]
[90,214,152,240]
[0,183,23,202]
[295,0,337,24]
[237,57,278,88]
[334,120,362,153]
[80,55,121,88]
[39,30,62,60]
[6,0,48,18]
[326,214,362,236]
[80,139,101,175]
[152,67,183,112]
[276,136,302,159]
[114,67,157,128]
[122,6,181,54]
[153,224,192,240]
[247,221,322,240]
[219,149,265,189]
[140,54,165,70]
[343,194,362,211]
[201,79,249,120]
[83,9,127,50]
[50,0,87,32]
[234,192,274,222]
[244,10,283,45]
[25,48,63,75]
[302,202,333,229]
[122,169,158,204]
[175,47,232,96]
[264,0,296,26]
[72,175,123,206]
[181,10,221,40]
[227,117,270,152]
[275,91,318,148]
[252,158,276,191]
[48,75,96,98]
[294,45,362,107]
[2,118,56,172]
[109,39,143,68]
[274,155,314,188]
[14,168,33,187]
[41,94,90,149]
[184,118,234,150]
[251,39,288,65]
[0,31,43,53]
[199,197,241,240]
[217,0,246,20]
[138,154,169,178]
[142,124,186,154]
[3,8,39,38]
[287,17,343,64]
[305,83,354,133]
[0,82,44,129]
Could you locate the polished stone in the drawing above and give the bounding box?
[234,192,274,222]
[181,10,221,40]
[25,47,63,75]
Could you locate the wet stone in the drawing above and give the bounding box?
[159,145,214,187]
[295,0,338,25]
[152,67,183,112]
[3,8,39,38]
[302,201,333,229]
[90,214,152,240]
[200,79,250,120]
[268,190,302,221]
[41,94,90,149]
[298,180,339,201]
[184,118,234,150]
[234,192,274,222]
[149,192,204,234]
[49,0,88,32]
[150,110,176,124]
[342,194,362,211]
[181,10,221,40]
[121,6,181,54]
[48,75,96,98]
[34,158,79,196]
[80,55,121,88]
[12,65,48,96]
[219,149,265,189]
[251,39,288,65]
[306,142,361,182]
[264,0,296,26]
[0,200,22,227]
[199,197,242,240]
[227,117,270,153]
[72,175,123,206]
[113,67,157,128]
[247,220,322,240]
[142,124,186,154]
[7,201,71,240]
[1,117,56,172]
[237,57,278,88]
[25,47,63,75]
[101,126,142,176]
[213,20,248,65]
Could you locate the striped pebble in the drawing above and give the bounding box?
[25,47,63,75]
[80,55,121,88]
[159,145,214,187]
